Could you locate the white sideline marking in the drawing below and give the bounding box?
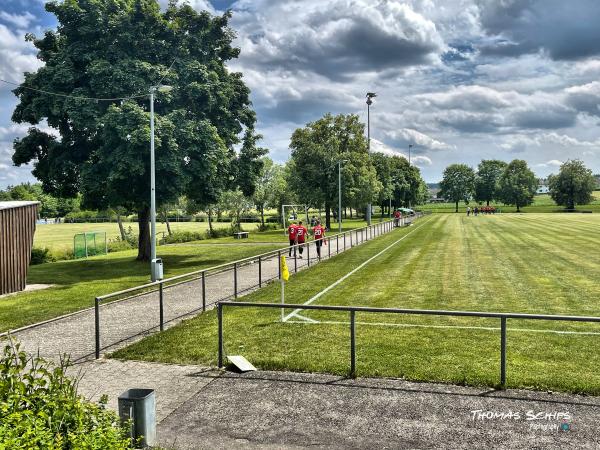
[295,320,600,336]
[282,218,431,322]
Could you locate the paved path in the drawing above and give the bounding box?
[74,360,600,449]
[13,220,399,362]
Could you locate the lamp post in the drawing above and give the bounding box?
[338,159,348,233]
[366,92,376,225]
[149,84,172,281]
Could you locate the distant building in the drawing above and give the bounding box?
[536,178,550,195]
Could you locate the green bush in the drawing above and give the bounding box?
[107,239,135,252]
[205,227,232,239]
[257,223,278,232]
[160,230,205,244]
[0,339,131,449]
[30,247,55,265]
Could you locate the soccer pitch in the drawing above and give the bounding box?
[114,213,600,394]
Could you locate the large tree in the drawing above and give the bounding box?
[11,0,264,260]
[289,113,380,229]
[252,157,288,226]
[498,159,537,212]
[548,159,596,210]
[439,164,476,212]
[475,159,507,206]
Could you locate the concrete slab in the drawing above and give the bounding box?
[156,370,600,449]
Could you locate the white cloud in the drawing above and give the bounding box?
[386,128,455,150]
[536,159,563,168]
[370,138,433,167]
[0,11,36,28]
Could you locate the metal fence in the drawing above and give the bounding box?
[94,214,424,358]
[217,301,600,386]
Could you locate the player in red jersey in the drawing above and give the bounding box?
[312,220,325,259]
[287,221,298,256]
[296,220,308,258]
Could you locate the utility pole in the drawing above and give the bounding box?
[366,92,376,225]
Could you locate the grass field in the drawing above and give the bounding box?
[0,218,371,332]
[426,191,600,213]
[114,213,600,394]
[33,221,256,251]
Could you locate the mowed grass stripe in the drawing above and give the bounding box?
[113,214,600,394]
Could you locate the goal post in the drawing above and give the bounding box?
[73,231,108,258]
[281,204,310,234]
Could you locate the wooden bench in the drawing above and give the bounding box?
[234,232,249,239]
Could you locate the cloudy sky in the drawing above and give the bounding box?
[2,0,600,187]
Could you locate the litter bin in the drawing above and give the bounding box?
[118,388,156,448]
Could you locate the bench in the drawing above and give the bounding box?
[234,232,249,239]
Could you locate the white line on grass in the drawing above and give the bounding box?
[282,218,431,322]
[295,320,600,336]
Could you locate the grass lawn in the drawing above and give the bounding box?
[0,242,284,332]
[33,221,257,251]
[425,191,600,213]
[113,213,600,394]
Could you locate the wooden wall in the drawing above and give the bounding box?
[0,203,38,295]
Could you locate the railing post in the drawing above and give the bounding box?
[294,247,298,273]
[500,317,507,388]
[328,237,331,258]
[307,242,310,266]
[344,233,346,251]
[234,263,238,299]
[278,250,282,279]
[94,297,100,359]
[202,271,206,312]
[258,256,262,287]
[336,235,339,255]
[159,282,164,331]
[350,231,353,247]
[350,310,356,378]
[218,303,224,368]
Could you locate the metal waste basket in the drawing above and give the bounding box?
[118,388,156,447]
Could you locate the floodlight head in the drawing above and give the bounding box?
[366,92,377,98]
[150,85,173,93]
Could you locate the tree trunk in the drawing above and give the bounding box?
[117,214,126,241]
[350,208,353,219]
[260,205,265,226]
[487,200,490,206]
[137,207,151,261]
[516,204,521,213]
[325,204,331,229]
[163,211,172,236]
[208,208,214,232]
[455,201,459,213]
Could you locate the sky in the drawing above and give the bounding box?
[1,0,600,187]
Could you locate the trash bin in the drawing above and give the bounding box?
[118,388,156,448]
[151,258,163,281]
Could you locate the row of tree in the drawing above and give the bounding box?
[440,159,596,212]
[0,183,80,218]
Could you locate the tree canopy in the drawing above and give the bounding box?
[475,159,507,206]
[289,113,381,229]
[11,0,264,260]
[498,159,537,212]
[439,164,475,212]
[548,159,596,210]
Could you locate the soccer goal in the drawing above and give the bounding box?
[73,231,108,258]
[281,204,310,233]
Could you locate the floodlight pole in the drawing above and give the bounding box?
[338,160,342,233]
[366,92,376,226]
[150,87,157,278]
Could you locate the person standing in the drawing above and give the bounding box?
[467,206,471,217]
[394,209,401,227]
[312,220,325,260]
[287,220,298,256]
[296,220,308,258]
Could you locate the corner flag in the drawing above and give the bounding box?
[281,255,290,281]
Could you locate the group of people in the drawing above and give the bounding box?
[466,206,497,216]
[287,219,326,259]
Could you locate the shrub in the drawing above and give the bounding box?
[30,247,54,265]
[108,239,135,253]
[257,223,278,232]
[0,339,131,449]
[160,230,205,244]
[205,227,231,239]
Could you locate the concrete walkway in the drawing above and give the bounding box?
[74,359,600,449]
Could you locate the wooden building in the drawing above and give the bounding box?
[0,201,39,295]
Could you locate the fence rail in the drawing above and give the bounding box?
[217,301,600,385]
[94,214,423,358]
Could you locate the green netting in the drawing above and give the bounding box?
[73,232,107,258]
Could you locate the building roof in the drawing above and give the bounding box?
[0,201,40,210]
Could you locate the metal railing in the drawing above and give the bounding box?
[94,215,422,358]
[217,301,600,386]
